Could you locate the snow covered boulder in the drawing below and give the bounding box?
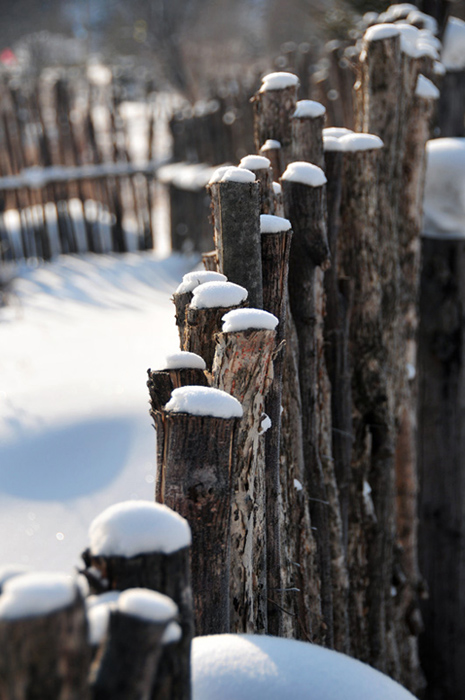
[423,138,465,238]
[192,634,416,700]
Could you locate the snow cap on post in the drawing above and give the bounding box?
[259,72,300,92]
[88,501,192,558]
[0,572,78,620]
[117,588,178,623]
[260,214,292,233]
[158,351,206,371]
[363,23,400,42]
[261,139,281,151]
[293,100,326,119]
[164,386,243,419]
[221,308,279,333]
[442,17,465,70]
[423,137,465,239]
[239,155,271,171]
[281,161,327,187]
[190,281,248,309]
[338,133,384,151]
[176,270,227,294]
[209,166,255,184]
[415,75,440,100]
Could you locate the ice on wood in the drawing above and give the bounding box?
[191,634,416,700]
[261,139,281,150]
[293,100,326,119]
[158,351,207,371]
[423,138,465,238]
[221,308,279,333]
[260,214,292,233]
[239,155,271,171]
[338,133,384,151]
[190,281,248,309]
[415,75,440,100]
[363,24,400,42]
[164,386,243,419]
[176,270,228,294]
[259,72,300,92]
[442,17,465,70]
[88,500,192,558]
[117,588,178,623]
[0,572,78,620]
[281,162,327,187]
[209,166,256,184]
[163,621,183,645]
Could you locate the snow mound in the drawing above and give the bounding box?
[323,136,345,152]
[221,308,279,333]
[165,386,243,419]
[293,100,326,119]
[0,572,77,620]
[0,565,29,592]
[339,133,384,151]
[323,127,353,139]
[209,166,256,184]
[364,24,400,42]
[192,634,416,700]
[176,270,227,294]
[383,3,416,20]
[261,139,281,150]
[190,281,248,309]
[423,138,465,238]
[406,9,438,34]
[158,351,206,371]
[259,72,300,92]
[118,588,178,623]
[163,621,182,644]
[239,155,271,171]
[442,17,465,70]
[415,75,440,100]
[272,182,282,195]
[88,500,191,557]
[260,214,292,233]
[281,162,327,187]
[434,61,446,76]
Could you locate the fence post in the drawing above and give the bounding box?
[291,100,326,165]
[238,155,275,214]
[172,271,227,345]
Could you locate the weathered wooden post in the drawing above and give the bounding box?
[239,155,275,214]
[157,386,242,635]
[81,501,193,700]
[260,139,284,183]
[212,308,277,633]
[291,100,326,165]
[0,572,91,700]
[207,166,263,308]
[91,589,177,700]
[172,271,227,345]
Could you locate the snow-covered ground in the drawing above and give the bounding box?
[0,251,197,573]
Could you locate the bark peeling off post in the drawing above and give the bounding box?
[207,180,263,309]
[282,177,333,648]
[0,595,91,700]
[252,85,299,174]
[157,411,239,636]
[212,328,276,634]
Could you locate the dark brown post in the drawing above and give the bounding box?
[207,168,263,308]
[281,161,333,647]
[0,573,91,700]
[260,139,284,183]
[212,310,277,633]
[91,589,177,700]
[291,100,326,166]
[172,271,227,345]
[157,386,242,635]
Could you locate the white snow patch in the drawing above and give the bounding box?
[164,386,243,419]
[338,133,384,152]
[176,270,228,294]
[272,182,282,195]
[434,61,446,76]
[442,17,465,70]
[384,3,416,20]
[406,362,416,380]
[0,572,77,620]
[323,127,353,139]
[323,136,345,152]
[89,500,191,557]
[86,590,121,645]
[209,166,256,184]
[239,155,271,171]
[190,281,248,309]
[293,100,326,119]
[294,479,303,491]
[208,166,232,184]
[118,588,178,623]
[364,24,400,42]
[406,10,438,34]
[158,351,206,371]
[423,138,465,238]
[259,72,300,92]
[163,621,183,644]
[0,565,30,591]
[221,308,279,333]
[261,139,281,150]
[416,75,440,100]
[259,413,272,435]
[192,634,416,700]
[260,214,292,233]
[281,162,327,187]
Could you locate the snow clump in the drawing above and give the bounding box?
[158,351,206,371]
[260,214,291,233]
[338,133,384,151]
[221,308,279,333]
[165,386,243,419]
[363,24,400,42]
[423,138,465,238]
[239,155,271,171]
[190,281,248,309]
[117,588,178,623]
[88,501,191,558]
[176,270,227,294]
[163,621,183,644]
[281,162,327,187]
[0,572,78,620]
[259,72,299,92]
[209,166,255,184]
[293,100,326,119]
[415,75,440,100]
[442,17,465,70]
[261,139,281,150]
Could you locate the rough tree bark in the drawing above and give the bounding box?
[183,302,246,371]
[252,81,299,174]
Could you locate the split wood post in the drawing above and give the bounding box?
[0,574,91,700]
[291,100,326,165]
[171,271,227,346]
[252,72,300,175]
[183,281,248,371]
[281,162,333,647]
[81,501,193,700]
[260,139,284,183]
[207,168,263,308]
[212,310,277,633]
[260,214,293,636]
[239,155,275,215]
[91,590,177,700]
[156,386,242,635]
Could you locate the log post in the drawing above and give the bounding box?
[239,155,275,215]
[172,271,227,345]
[291,100,326,166]
[91,589,177,700]
[157,386,242,635]
[260,139,284,183]
[252,73,300,174]
[81,501,193,700]
[281,161,333,647]
[207,168,263,308]
[212,309,277,633]
[0,573,91,700]
[183,281,248,370]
